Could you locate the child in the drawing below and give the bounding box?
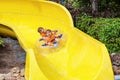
[45,29,62,47]
[38,27,62,47]
[38,27,47,41]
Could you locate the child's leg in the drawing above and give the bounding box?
[41,38,48,46]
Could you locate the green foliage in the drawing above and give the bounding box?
[76,14,120,53]
[99,0,119,11]
[76,13,95,34]
[72,0,82,9]
[0,37,5,47]
[65,0,82,9]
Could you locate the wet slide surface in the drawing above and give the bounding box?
[0,0,114,80]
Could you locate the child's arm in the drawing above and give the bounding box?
[39,37,45,41]
[53,30,58,33]
[54,30,58,32]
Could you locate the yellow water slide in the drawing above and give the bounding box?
[0,0,114,80]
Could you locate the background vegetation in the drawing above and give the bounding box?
[0,37,4,47]
[76,14,120,53]
[51,0,120,53]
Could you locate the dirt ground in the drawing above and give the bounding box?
[110,53,120,75]
[0,37,25,80]
[0,37,120,80]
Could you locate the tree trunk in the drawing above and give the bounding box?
[90,0,99,14]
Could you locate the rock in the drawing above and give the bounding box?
[4,72,12,80]
[113,62,120,66]
[116,70,120,75]
[16,75,21,80]
[20,77,26,80]
[110,53,116,58]
[17,77,25,80]
[113,65,118,74]
[113,65,118,70]
[13,73,19,77]
[20,69,25,77]
[11,67,20,73]
[0,74,5,80]
[3,67,26,80]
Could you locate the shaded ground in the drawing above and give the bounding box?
[0,37,25,80]
[110,53,120,75]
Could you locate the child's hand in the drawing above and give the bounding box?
[55,30,58,32]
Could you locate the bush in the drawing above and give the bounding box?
[0,37,5,47]
[76,14,120,53]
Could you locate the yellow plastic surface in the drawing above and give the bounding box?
[0,0,114,80]
[0,24,16,38]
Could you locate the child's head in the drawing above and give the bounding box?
[46,29,52,36]
[38,27,44,33]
